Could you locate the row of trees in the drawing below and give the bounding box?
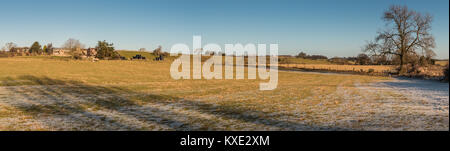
[1,38,84,55]
[353,52,435,66]
[1,39,122,60]
[0,42,55,55]
[296,52,328,60]
[295,50,435,66]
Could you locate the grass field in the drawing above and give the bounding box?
[278,64,395,74]
[0,57,448,130]
[435,60,449,66]
[277,57,395,74]
[279,57,332,64]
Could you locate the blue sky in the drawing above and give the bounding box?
[0,0,448,58]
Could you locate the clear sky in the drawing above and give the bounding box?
[0,0,448,58]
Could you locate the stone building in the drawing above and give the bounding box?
[10,47,29,53]
[86,48,97,57]
[52,48,71,56]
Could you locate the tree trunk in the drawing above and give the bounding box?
[399,54,406,75]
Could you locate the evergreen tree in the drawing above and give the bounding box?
[43,45,48,55]
[95,40,120,59]
[29,42,42,54]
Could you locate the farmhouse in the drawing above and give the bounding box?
[51,48,97,57]
[86,48,97,57]
[52,48,71,56]
[10,47,29,53]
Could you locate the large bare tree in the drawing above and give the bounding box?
[62,38,85,51]
[364,5,435,74]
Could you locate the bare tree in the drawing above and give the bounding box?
[153,45,162,55]
[139,48,146,52]
[3,42,17,52]
[364,5,435,74]
[423,48,436,59]
[47,43,54,55]
[62,38,85,51]
[356,53,371,65]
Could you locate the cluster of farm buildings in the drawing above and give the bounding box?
[10,47,97,57]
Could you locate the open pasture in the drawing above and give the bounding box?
[0,57,447,131]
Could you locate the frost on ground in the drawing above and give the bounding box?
[339,78,448,130]
[0,77,448,131]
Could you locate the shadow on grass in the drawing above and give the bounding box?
[1,75,352,131]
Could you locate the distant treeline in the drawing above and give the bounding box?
[0,39,168,60]
[290,51,440,67]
